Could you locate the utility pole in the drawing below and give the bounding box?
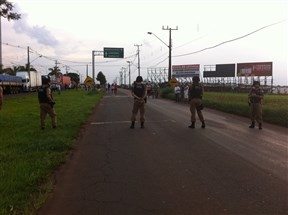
[65,65,69,74]
[92,51,95,82]
[27,46,30,72]
[162,26,178,81]
[119,71,123,85]
[134,44,142,76]
[86,64,88,77]
[127,61,131,87]
[122,67,127,85]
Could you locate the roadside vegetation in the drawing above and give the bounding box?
[0,89,103,214]
[160,87,288,127]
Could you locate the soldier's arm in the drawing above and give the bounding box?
[46,88,54,102]
[143,85,147,99]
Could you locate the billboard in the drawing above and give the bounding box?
[203,64,235,77]
[172,64,200,77]
[237,62,272,76]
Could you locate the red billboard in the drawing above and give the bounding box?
[237,62,272,76]
[172,64,200,77]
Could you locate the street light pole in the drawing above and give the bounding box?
[168,28,172,81]
[147,26,178,81]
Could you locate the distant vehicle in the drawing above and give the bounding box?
[16,70,42,92]
[0,73,22,94]
[50,74,71,89]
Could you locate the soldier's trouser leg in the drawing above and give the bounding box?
[250,104,256,123]
[40,103,57,128]
[131,102,139,122]
[254,103,262,124]
[190,99,204,122]
[40,104,48,128]
[47,107,57,127]
[190,100,197,122]
[139,103,145,122]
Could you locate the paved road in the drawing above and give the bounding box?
[38,88,288,215]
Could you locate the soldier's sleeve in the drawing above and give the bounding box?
[143,84,147,98]
[46,88,53,102]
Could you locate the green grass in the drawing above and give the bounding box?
[0,89,103,214]
[160,88,288,127]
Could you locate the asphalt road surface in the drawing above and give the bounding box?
[38,88,288,215]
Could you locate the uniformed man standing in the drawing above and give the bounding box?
[248,81,264,129]
[130,76,147,129]
[38,76,57,130]
[188,76,205,128]
[0,85,3,111]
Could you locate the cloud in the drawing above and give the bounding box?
[12,13,59,47]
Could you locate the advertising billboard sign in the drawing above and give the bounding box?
[237,62,272,76]
[172,64,200,77]
[203,64,235,77]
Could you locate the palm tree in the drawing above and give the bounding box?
[48,66,62,76]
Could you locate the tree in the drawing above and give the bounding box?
[48,66,62,76]
[0,0,21,20]
[0,65,36,75]
[96,71,106,85]
[66,72,80,84]
[0,0,21,71]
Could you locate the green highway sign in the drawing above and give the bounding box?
[103,47,124,58]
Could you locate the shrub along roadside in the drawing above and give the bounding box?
[0,89,103,214]
[160,87,288,127]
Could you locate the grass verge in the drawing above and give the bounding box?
[160,88,288,127]
[0,89,103,214]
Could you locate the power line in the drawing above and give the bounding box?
[173,20,286,58]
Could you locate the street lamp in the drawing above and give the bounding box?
[147,26,178,82]
[30,55,42,64]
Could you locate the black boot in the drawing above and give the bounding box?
[258,123,262,130]
[188,122,195,128]
[141,121,144,128]
[249,121,255,128]
[201,121,206,128]
[130,121,135,129]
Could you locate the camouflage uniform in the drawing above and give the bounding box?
[188,76,205,128]
[248,81,264,129]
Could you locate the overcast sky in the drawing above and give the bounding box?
[2,0,287,85]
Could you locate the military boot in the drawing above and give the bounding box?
[188,122,195,128]
[258,123,262,130]
[249,121,255,128]
[141,121,144,128]
[130,121,135,129]
[201,121,206,128]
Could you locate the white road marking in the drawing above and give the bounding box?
[91,119,176,125]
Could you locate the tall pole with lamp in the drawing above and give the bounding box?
[147,26,178,81]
